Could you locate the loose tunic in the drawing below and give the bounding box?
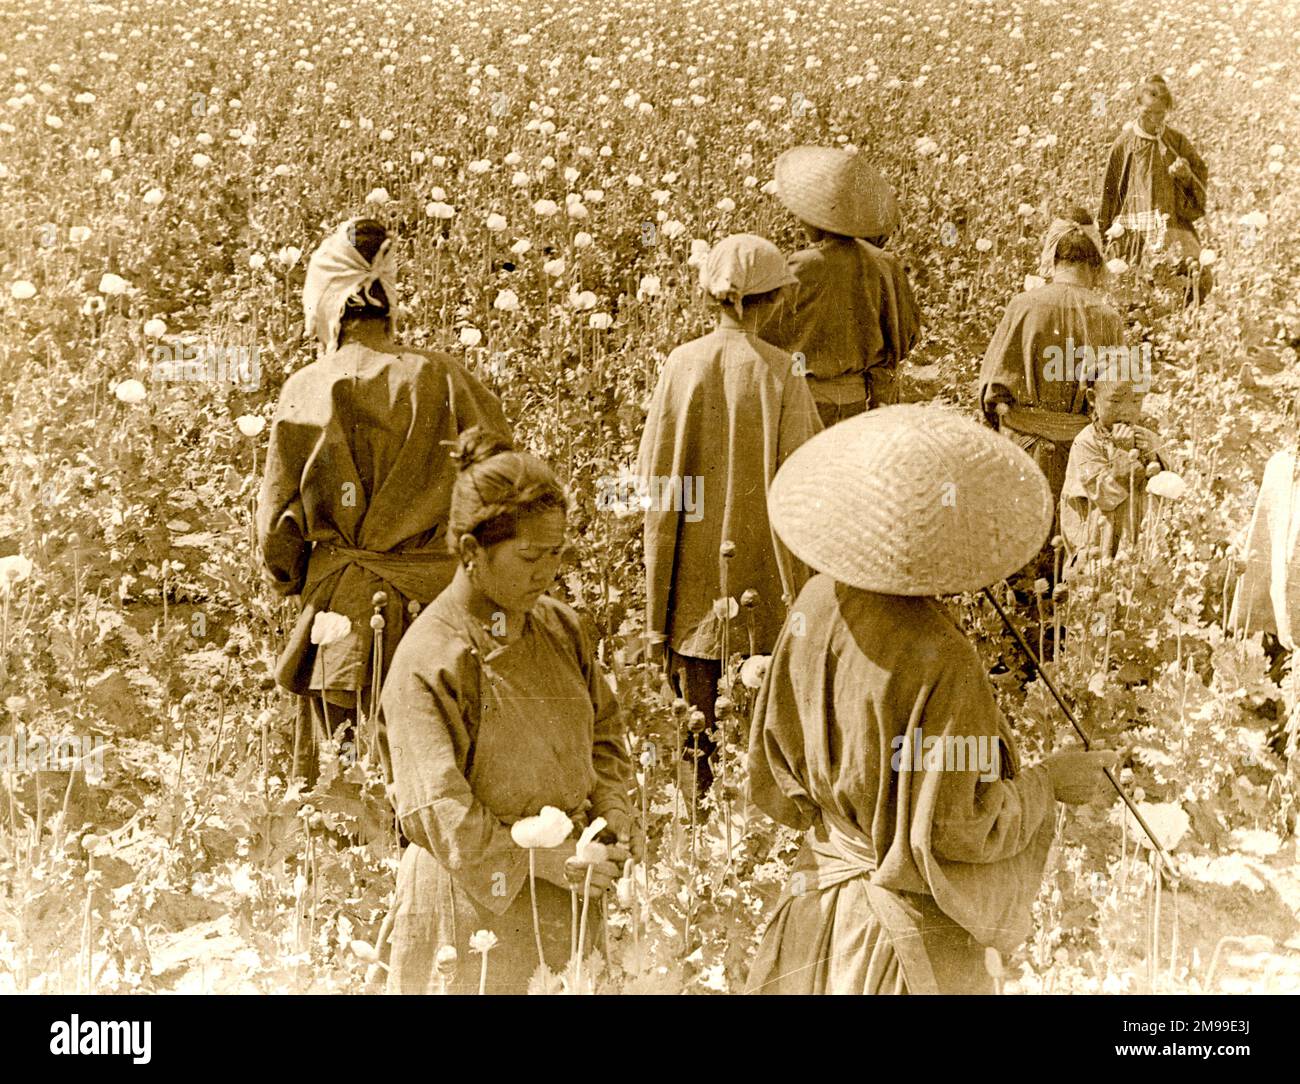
[1098,124,1207,263]
[1230,450,1300,649]
[1059,421,1168,567]
[257,343,509,697]
[758,238,920,410]
[978,281,1125,503]
[637,315,822,660]
[746,575,1055,995]
[382,585,633,993]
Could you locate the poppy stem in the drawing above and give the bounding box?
[570,887,578,964]
[576,864,595,992]
[478,950,489,996]
[528,849,545,970]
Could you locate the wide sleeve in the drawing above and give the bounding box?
[746,621,818,831]
[636,358,682,643]
[876,249,921,367]
[978,300,1028,423]
[567,610,633,822]
[916,651,1056,865]
[255,376,312,595]
[1098,136,1129,235]
[381,630,528,913]
[906,634,1057,952]
[769,373,822,606]
[444,356,511,439]
[1170,129,1208,221]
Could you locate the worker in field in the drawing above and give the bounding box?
[759,145,921,426]
[979,208,1126,524]
[1099,74,1212,302]
[257,218,509,782]
[746,405,1116,994]
[638,233,822,797]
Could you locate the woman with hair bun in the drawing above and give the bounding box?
[257,218,510,779]
[978,207,1127,545]
[381,429,635,993]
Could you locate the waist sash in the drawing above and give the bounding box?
[800,810,941,994]
[1000,406,1090,444]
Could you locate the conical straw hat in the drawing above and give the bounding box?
[769,405,1052,596]
[774,145,900,238]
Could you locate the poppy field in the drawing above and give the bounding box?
[1,0,1299,993]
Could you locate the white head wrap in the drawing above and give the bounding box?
[698,233,798,318]
[302,219,398,351]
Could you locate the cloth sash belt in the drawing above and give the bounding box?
[305,539,459,602]
[806,809,941,994]
[1000,406,1090,444]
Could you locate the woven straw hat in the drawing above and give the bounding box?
[769,405,1052,595]
[774,146,900,238]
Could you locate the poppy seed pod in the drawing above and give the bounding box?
[714,696,734,719]
[370,614,385,630]
[372,591,388,607]
[671,698,689,717]
[740,588,758,608]
[720,540,737,559]
[687,709,708,734]
[434,945,458,977]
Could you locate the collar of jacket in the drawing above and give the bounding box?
[715,311,754,334]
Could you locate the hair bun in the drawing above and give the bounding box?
[452,427,514,471]
[350,219,389,264]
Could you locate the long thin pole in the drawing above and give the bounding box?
[981,586,1179,881]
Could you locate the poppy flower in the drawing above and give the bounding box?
[98,273,130,295]
[236,415,265,437]
[510,806,573,849]
[114,379,147,404]
[1146,471,1187,500]
[10,281,36,300]
[572,817,609,865]
[310,611,351,645]
[740,655,770,689]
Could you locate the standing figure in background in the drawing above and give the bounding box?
[1098,74,1211,301]
[759,145,920,427]
[638,234,822,796]
[257,219,510,779]
[979,209,1124,533]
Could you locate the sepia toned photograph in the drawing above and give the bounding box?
[1,0,1297,1050]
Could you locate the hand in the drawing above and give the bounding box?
[1045,749,1119,805]
[533,840,579,889]
[1169,157,1193,181]
[598,809,646,862]
[562,855,621,895]
[1113,448,1144,480]
[1133,427,1159,457]
[1109,422,1135,450]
